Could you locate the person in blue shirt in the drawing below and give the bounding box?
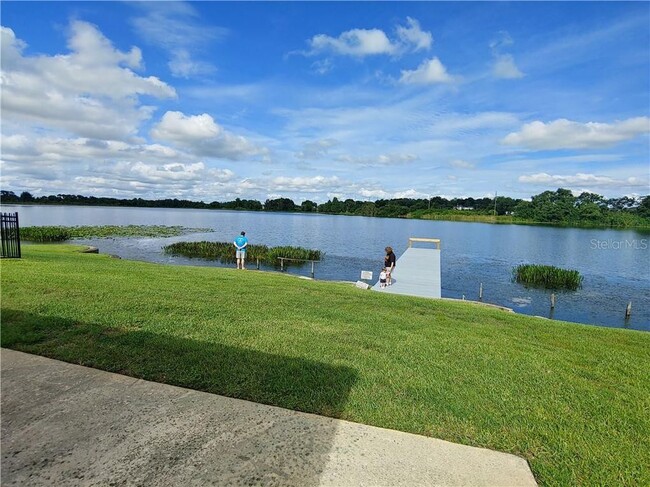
[234,231,249,269]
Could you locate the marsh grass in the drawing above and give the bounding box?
[21,225,212,242]
[163,241,322,265]
[514,264,583,290]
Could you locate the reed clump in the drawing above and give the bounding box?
[513,264,583,291]
[163,241,322,266]
[21,225,211,242]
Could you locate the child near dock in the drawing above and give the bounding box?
[379,268,387,289]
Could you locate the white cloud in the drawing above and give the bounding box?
[151,111,268,160]
[0,23,175,140]
[518,172,648,188]
[310,29,397,57]
[130,2,225,78]
[358,187,427,200]
[503,117,650,150]
[489,31,524,80]
[168,48,217,78]
[268,175,343,192]
[303,17,432,58]
[493,54,525,79]
[395,17,432,51]
[1,132,187,165]
[399,57,454,84]
[151,111,222,141]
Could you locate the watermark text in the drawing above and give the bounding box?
[590,239,648,250]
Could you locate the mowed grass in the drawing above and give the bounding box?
[2,245,649,486]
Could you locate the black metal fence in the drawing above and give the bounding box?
[1,212,21,258]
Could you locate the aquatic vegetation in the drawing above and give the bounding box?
[21,225,211,242]
[513,264,583,291]
[163,241,321,265]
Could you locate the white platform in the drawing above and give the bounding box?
[373,247,441,299]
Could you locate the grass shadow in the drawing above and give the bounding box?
[2,309,358,485]
[1,309,357,417]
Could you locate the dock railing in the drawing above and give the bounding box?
[408,237,441,249]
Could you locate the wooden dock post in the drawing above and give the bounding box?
[479,283,483,301]
[550,293,556,309]
[625,301,632,318]
[256,258,260,270]
[311,261,315,279]
[280,258,284,272]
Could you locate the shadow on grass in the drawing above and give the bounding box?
[2,309,359,485]
[1,309,357,417]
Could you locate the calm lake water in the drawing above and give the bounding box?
[4,204,649,331]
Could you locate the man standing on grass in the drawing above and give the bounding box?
[234,231,248,269]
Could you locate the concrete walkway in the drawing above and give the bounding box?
[1,349,537,486]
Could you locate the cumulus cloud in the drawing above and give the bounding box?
[309,29,397,57]
[518,172,648,188]
[1,133,186,165]
[0,22,175,140]
[302,17,432,58]
[502,117,650,150]
[399,57,455,84]
[151,111,268,160]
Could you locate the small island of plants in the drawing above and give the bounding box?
[513,264,583,291]
[21,225,212,242]
[163,241,322,266]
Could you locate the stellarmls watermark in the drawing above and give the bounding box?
[590,239,648,250]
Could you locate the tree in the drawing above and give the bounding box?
[529,188,577,223]
[355,202,376,217]
[20,191,35,202]
[0,191,19,203]
[576,192,605,207]
[264,198,297,212]
[636,195,650,218]
[300,200,318,212]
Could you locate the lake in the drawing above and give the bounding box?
[4,204,649,331]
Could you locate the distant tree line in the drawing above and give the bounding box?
[1,189,648,227]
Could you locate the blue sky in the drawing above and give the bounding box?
[1,1,649,203]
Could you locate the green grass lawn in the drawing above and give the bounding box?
[2,245,649,486]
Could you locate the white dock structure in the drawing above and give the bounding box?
[373,238,441,299]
